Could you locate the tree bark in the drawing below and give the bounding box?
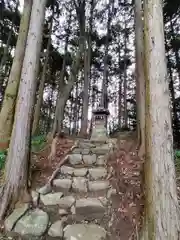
[123,7,128,128]
[118,41,122,127]
[72,81,79,135]
[170,19,180,87]
[0,0,32,149]
[52,8,83,135]
[0,1,19,87]
[101,0,114,109]
[52,13,72,136]
[32,8,54,135]
[142,0,180,238]
[165,35,179,145]
[52,49,81,135]
[80,0,94,137]
[134,0,145,156]
[0,0,47,220]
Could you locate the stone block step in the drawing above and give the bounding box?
[58,165,107,180]
[5,205,107,239]
[64,223,106,240]
[38,188,110,206]
[40,192,64,205]
[48,217,66,238]
[68,153,108,166]
[75,198,106,216]
[72,144,110,156]
[52,177,110,193]
[88,180,110,192]
[14,209,49,236]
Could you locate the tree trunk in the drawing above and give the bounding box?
[52,28,72,135]
[101,1,113,109]
[72,81,79,135]
[165,35,179,145]
[80,0,94,137]
[118,42,122,127]
[0,0,32,149]
[32,9,54,135]
[142,0,180,238]
[123,17,128,128]
[53,75,76,136]
[170,19,180,86]
[134,0,145,156]
[0,0,47,220]
[52,32,83,135]
[0,1,19,87]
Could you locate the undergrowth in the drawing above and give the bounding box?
[175,150,180,177]
[0,135,47,170]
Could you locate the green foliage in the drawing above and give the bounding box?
[31,134,46,145]
[0,150,7,170]
[175,150,180,176]
[31,135,47,152]
[0,135,47,170]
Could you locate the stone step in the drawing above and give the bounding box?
[68,153,108,166]
[52,178,110,193]
[48,217,66,238]
[39,190,109,206]
[8,208,49,236]
[63,223,106,240]
[4,137,117,239]
[5,205,107,239]
[72,144,110,155]
[75,198,106,216]
[58,165,108,180]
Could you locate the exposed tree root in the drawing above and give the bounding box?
[47,140,79,185]
[48,135,58,162]
[0,183,32,220]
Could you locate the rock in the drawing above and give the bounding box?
[31,191,39,204]
[89,168,107,180]
[79,141,96,148]
[58,196,75,209]
[64,224,106,240]
[107,188,117,198]
[48,218,66,237]
[40,192,63,205]
[81,148,91,154]
[76,198,105,215]
[74,168,88,177]
[72,148,82,154]
[53,179,72,190]
[75,198,106,220]
[83,154,96,165]
[5,204,29,231]
[72,177,88,192]
[37,184,52,195]
[96,156,107,166]
[91,145,109,155]
[14,209,49,236]
[71,205,76,214]
[68,154,82,165]
[72,148,91,154]
[59,209,68,216]
[98,197,108,206]
[88,181,110,191]
[60,165,74,175]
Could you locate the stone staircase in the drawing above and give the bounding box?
[4,138,117,239]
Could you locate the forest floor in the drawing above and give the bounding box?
[29,134,144,239]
